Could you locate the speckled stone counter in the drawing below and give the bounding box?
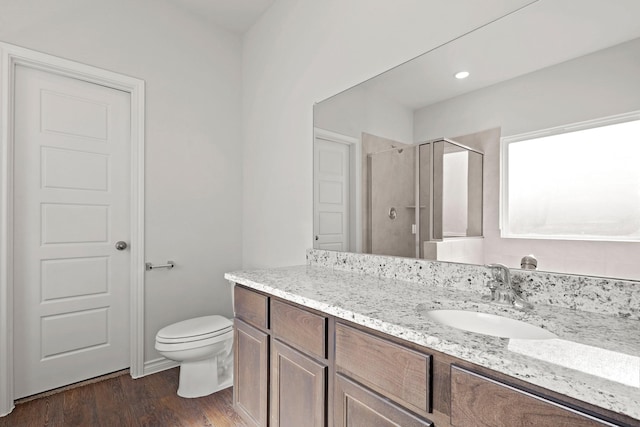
[225,258,640,421]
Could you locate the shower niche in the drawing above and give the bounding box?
[368,138,483,261]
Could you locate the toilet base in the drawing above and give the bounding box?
[177,356,233,398]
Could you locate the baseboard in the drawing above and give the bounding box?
[142,357,179,377]
[15,369,129,405]
[0,404,14,418]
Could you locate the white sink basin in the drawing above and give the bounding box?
[425,309,557,340]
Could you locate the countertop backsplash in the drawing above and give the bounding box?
[306,249,639,320]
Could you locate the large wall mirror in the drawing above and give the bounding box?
[312,0,640,281]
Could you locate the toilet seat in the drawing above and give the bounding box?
[155,329,233,353]
[156,315,233,345]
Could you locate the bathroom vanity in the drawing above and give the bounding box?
[226,251,639,427]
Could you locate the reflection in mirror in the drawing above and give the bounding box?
[503,114,640,241]
[366,137,484,261]
[366,138,484,259]
[430,140,483,242]
[368,144,415,258]
[313,0,640,280]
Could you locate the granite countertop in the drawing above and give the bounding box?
[225,265,640,421]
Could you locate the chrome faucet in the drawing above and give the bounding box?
[485,263,532,310]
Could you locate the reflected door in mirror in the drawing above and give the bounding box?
[314,138,350,251]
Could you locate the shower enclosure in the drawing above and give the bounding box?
[367,138,483,259]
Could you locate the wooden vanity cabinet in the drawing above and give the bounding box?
[233,285,637,427]
[233,285,329,427]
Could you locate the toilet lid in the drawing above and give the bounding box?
[156,315,233,344]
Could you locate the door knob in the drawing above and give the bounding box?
[115,241,128,251]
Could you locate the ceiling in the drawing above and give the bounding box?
[169,0,275,34]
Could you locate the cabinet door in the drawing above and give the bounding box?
[234,319,269,427]
[271,339,327,427]
[335,374,433,427]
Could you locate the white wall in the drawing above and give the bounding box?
[0,0,243,364]
[314,84,414,143]
[242,0,536,268]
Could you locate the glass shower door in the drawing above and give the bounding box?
[418,138,484,261]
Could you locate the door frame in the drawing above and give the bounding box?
[313,128,361,252]
[0,42,145,416]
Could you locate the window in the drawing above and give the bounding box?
[502,113,640,241]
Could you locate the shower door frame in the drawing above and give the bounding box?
[415,138,484,258]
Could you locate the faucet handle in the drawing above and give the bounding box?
[486,263,511,284]
[513,295,534,311]
[485,279,499,301]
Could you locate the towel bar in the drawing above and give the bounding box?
[145,261,175,271]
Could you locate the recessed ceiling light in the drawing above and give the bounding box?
[455,71,470,79]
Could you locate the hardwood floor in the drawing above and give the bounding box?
[0,368,248,427]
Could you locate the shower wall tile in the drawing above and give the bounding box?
[361,133,412,253]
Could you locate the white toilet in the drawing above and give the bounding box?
[155,315,233,398]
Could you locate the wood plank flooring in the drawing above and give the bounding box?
[0,368,248,427]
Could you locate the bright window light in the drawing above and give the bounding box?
[502,114,640,241]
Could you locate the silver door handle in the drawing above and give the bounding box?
[115,241,128,251]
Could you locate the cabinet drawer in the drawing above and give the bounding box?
[335,374,433,427]
[335,323,431,416]
[271,299,327,359]
[234,286,269,330]
[451,365,617,427]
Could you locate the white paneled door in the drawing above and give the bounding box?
[313,138,350,251]
[13,65,131,398]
